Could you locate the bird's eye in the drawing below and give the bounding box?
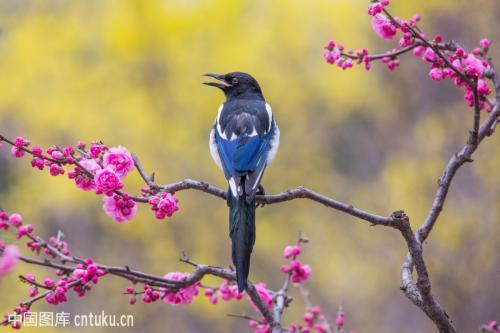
[231,77,239,85]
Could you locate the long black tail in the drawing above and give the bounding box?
[228,188,256,293]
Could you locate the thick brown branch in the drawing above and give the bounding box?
[155,179,397,227]
[399,63,500,333]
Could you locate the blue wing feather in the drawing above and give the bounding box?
[214,121,275,192]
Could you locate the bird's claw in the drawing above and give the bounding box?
[256,184,266,208]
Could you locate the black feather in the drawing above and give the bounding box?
[228,184,256,292]
[218,99,270,139]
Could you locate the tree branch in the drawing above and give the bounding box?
[398,62,500,333]
[0,233,279,329]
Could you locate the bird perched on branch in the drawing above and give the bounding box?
[204,72,280,292]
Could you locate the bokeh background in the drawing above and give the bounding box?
[0,0,499,332]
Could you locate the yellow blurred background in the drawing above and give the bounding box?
[0,0,499,332]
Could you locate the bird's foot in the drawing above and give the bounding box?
[256,184,266,208]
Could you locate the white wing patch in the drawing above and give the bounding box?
[265,103,273,132]
[252,166,266,190]
[249,127,258,137]
[216,104,228,140]
[267,123,280,164]
[228,177,238,197]
[209,128,223,171]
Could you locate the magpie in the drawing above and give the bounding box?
[204,72,280,292]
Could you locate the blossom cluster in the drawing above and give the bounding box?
[0,211,34,243]
[295,306,327,333]
[148,192,179,219]
[0,243,20,279]
[204,278,243,304]
[0,211,112,329]
[0,210,207,330]
[125,272,200,305]
[0,143,317,332]
[199,242,315,333]
[323,0,494,112]
[281,244,312,284]
[244,241,316,333]
[1,210,348,333]
[481,321,500,333]
[162,272,200,304]
[286,307,348,333]
[0,136,179,223]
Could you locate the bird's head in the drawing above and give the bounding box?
[203,72,263,100]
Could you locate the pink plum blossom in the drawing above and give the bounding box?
[477,79,491,96]
[14,136,29,147]
[89,142,107,158]
[249,320,271,333]
[283,245,301,259]
[0,245,20,278]
[311,306,321,315]
[452,54,486,78]
[162,272,200,304]
[304,311,314,327]
[31,146,42,156]
[281,259,312,283]
[62,146,74,156]
[204,288,219,304]
[31,158,44,170]
[218,279,242,301]
[247,282,273,311]
[423,48,436,62]
[102,194,137,223]
[0,212,8,227]
[8,213,23,228]
[49,163,64,176]
[28,285,38,297]
[10,146,25,158]
[102,146,134,179]
[44,278,55,288]
[15,224,33,239]
[94,168,123,196]
[413,46,426,57]
[51,150,64,160]
[45,279,71,305]
[429,68,444,81]
[149,192,179,219]
[71,158,102,191]
[399,35,413,48]
[368,3,383,16]
[141,286,161,303]
[480,38,490,49]
[371,14,397,40]
[336,311,345,327]
[203,280,242,305]
[290,263,312,283]
[323,50,336,64]
[480,320,500,332]
[462,54,486,77]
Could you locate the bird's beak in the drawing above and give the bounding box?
[203,73,231,90]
